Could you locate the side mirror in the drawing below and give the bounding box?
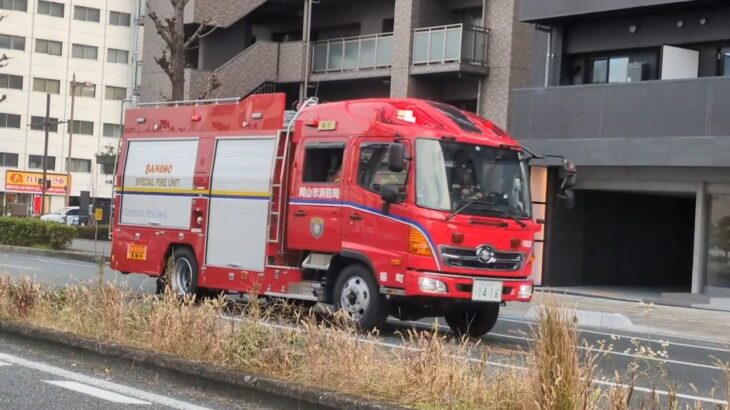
[560,189,575,210]
[388,143,406,173]
[380,184,401,204]
[560,161,577,189]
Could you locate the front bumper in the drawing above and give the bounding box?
[402,269,533,302]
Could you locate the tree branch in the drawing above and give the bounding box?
[184,18,218,49]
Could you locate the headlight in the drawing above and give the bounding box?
[518,284,533,299]
[419,277,447,294]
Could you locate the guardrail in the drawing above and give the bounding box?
[412,23,489,66]
[311,32,393,74]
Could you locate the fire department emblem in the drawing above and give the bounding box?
[310,217,324,239]
[476,246,496,264]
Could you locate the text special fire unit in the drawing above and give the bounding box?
[111,93,576,336]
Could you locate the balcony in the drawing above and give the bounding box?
[310,33,393,81]
[411,24,489,76]
[510,77,730,167]
[519,0,696,22]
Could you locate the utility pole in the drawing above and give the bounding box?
[40,93,51,215]
[65,73,77,207]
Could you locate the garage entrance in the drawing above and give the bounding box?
[547,190,695,290]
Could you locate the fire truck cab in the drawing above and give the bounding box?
[111,93,575,337]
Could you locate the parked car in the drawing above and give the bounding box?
[41,206,81,225]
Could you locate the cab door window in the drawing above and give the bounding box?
[303,145,344,183]
[357,143,407,194]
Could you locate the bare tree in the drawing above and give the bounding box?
[147,0,219,101]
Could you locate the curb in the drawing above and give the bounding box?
[0,319,406,410]
[0,244,109,264]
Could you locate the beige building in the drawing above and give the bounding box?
[0,0,143,216]
[141,0,532,130]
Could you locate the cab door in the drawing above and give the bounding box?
[341,139,411,284]
[287,141,345,252]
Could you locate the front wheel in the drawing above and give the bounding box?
[445,302,500,338]
[333,264,387,330]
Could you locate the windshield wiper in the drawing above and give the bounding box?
[445,200,527,227]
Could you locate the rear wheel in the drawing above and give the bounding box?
[333,264,387,330]
[445,302,500,338]
[170,247,200,297]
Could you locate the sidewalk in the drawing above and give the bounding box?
[69,238,111,256]
[502,291,730,344]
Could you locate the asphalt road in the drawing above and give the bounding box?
[0,331,286,409]
[1,250,728,408]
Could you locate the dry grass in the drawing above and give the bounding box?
[0,276,724,410]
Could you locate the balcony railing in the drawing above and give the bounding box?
[412,24,489,66]
[311,32,393,74]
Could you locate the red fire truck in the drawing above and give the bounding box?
[111,93,575,336]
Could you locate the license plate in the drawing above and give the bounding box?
[472,280,503,302]
[127,244,147,261]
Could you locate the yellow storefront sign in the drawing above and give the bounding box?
[4,170,70,195]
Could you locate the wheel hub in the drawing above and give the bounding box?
[340,276,370,318]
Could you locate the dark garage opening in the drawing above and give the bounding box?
[547,190,695,289]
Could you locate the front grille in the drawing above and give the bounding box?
[441,246,524,271]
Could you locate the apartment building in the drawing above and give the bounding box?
[140,0,533,131]
[0,0,143,217]
[511,0,730,303]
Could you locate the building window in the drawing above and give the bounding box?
[105,85,126,101]
[107,48,129,64]
[103,123,122,137]
[0,0,27,11]
[71,43,98,60]
[109,10,131,26]
[357,143,407,194]
[0,34,25,51]
[0,152,18,167]
[0,74,22,90]
[66,158,91,173]
[70,120,94,135]
[591,56,630,84]
[30,115,58,132]
[302,145,344,183]
[706,195,730,289]
[35,38,62,56]
[38,0,63,17]
[28,154,55,170]
[73,5,99,22]
[69,81,95,97]
[0,112,21,128]
[32,77,60,94]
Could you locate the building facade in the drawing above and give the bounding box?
[140,0,533,131]
[0,0,143,217]
[511,0,730,300]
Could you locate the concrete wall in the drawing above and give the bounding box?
[199,19,253,70]
[312,0,395,36]
[511,76,730,167]
[519,0,695,22]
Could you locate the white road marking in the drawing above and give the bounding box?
[0,353,210,410]
[0,361,10,366]
[489,332,723,370]
[497,316,730,353]
[37,257,100,267]
[221,314,728,406]
[44,381,150,405]
[0,263,41,271]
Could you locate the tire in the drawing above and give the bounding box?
[170,247,200,297]
[333,264,387,330]
[445,302,500,338]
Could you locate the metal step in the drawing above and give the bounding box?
[301,253,333,271]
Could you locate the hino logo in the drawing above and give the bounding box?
[476,246,496,264]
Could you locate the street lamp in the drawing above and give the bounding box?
[65,73,95,207]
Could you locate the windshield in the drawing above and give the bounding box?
[415,139,531,219]
[52,207,72,215]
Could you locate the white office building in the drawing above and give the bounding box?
[0,0,143,217]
